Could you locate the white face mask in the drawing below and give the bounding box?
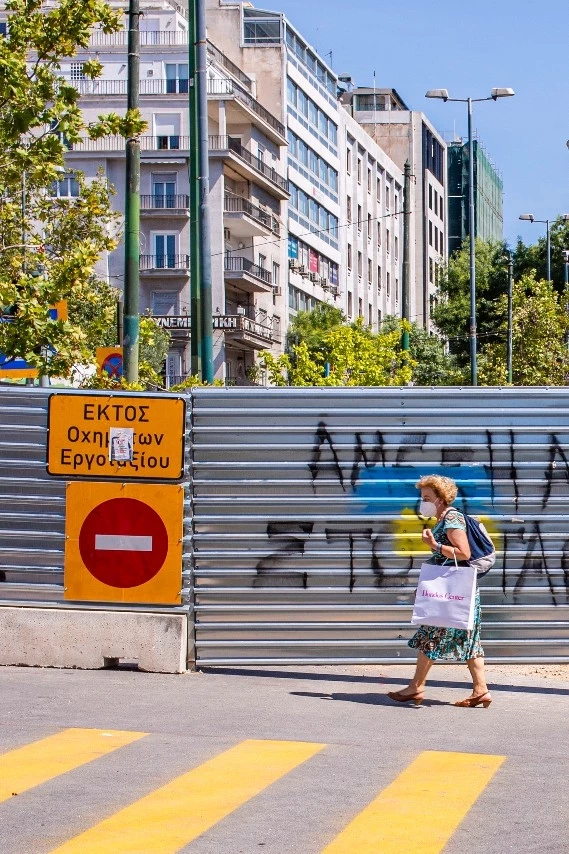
[419,500,438,518]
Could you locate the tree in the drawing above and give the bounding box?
[381,316,461,386]
[432,239,509,374]
[477,273,569,385]
[258,308,413,386]
[0,0,146,378]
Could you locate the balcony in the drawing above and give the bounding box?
[140,254,190,274]
[207,78,286,143]
[224,256,273,294]
[224,195,280,238]
[73,79,190,97]
[207,40,253,92]
[209,136,289,199]
[141,195,190,216]
[65,135,190,154]
[213,313,274,350]
[88,30,189,47]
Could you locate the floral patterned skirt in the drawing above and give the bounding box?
[408,588,484,662]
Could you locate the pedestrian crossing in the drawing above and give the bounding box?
[0,729,506,853]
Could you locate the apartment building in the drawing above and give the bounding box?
[340,87,447,329]
[207,1,344,329]
[447,138,503,257]
[32,0,288,384]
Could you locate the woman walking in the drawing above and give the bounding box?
[387,475,492,708]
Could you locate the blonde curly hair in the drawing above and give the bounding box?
[416,475,458,506]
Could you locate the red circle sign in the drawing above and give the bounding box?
[79,498,169,588]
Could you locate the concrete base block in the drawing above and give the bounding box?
[0,607,188,673]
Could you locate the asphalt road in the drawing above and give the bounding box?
[0,662,567,853]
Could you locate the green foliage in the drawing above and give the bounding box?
[0,0,147,378]
[477,274,569,386]
[259,309,413,386]
[381,316,461,386]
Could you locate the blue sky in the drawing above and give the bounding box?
[271,0,569,248]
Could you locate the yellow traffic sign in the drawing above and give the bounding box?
[64,481,183,604]
[47,393,186,480]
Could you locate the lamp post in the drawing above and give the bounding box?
[426,87,514,386]
[518,214,569,283]
[506,250,513,384]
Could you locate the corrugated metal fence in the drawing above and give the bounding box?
[191,387,569,665]
[2,385,569,666]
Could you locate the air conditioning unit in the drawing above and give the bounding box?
[329,283,339,296]
[289,258,300,270]
[298,265,309,277]
[224,228,231,240]
[274,285,282,296]
[320,277,329,289]
[309,272,319,283]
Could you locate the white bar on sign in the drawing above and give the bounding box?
[95,535,153,552]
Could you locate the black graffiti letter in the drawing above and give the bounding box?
[255,522,314,588]
[542,433,569,510]
[308,421,345,492]
[350,430,386,488]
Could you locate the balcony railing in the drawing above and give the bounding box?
[73,78,189,96]
[140,254,189,271]
[206,78,285,138]
[224,195,280,235]
[89,30,189,47]
[141,194,190,210]
[213,314,274,343]
[207,41,253,91]
[209,136,289,193]
[66,135,190,152]
[224,256,272,285]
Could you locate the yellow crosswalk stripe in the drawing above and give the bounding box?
[0,728,147,805]
[51,738,325,854]
[322,750,505,854]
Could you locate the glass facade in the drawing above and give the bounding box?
[447,140,503,256]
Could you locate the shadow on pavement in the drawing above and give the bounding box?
[290,690,448,708]
[199,666,569,697]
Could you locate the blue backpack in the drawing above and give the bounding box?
[463,515,495,560]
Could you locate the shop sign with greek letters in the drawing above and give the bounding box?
[47,393,186,481]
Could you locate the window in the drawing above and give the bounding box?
[347,291,353,317]
[272,262,280,287]
[428,184,433,210]
[358,298,363,317]
[298,89,308,116]
[377,177,381,202]
[394,236,398,260]
[377,265,382,289]
[367,213,372,241]
[287,77,297,107]
[385,184,390,209]
[439,201,444,223]
[434,227,438,252]
[154,234,176,268]
[347,244,352,270]
[386,271,390,296]
[347,148,352,174]
[395,278,399,303]
[377,309,382,328]
[165,63,188,93]
[155,114,181,150]
[243,18,281,43]
[429,257,434,283]
[152,291,178,316]
[309,100,318,126]
[429,221,433,246]
[51,172,79,198]
[434,190,438,216]
[368,258,373,283]
[152,176,176,208]
[357,158,362,184]
[347,196,352,222]
[0,21,7,36]
[367,168,372,194]
[357,205,362,233]
[368,303,373,325]
[258,254,267,269]
[357,251,363,278]
[70,62,86,81]
[386,228,390,254]
[377,222,381,248]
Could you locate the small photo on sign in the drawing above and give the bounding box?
[109,427,134,462]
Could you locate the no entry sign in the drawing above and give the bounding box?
[64,482,183,604]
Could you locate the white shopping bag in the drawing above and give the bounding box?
[411,562,477,631]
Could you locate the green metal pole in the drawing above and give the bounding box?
[507,252,513,384]
[196,0,214,384]
[188,0,201,378]
[401,160,411,352]
[123,0,141,384]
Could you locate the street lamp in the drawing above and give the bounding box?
[518,214,569,283]
[426,87,515,386]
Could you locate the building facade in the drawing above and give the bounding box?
[447,139,503,257]
[47,0,289,384]
[340,87,447,329]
